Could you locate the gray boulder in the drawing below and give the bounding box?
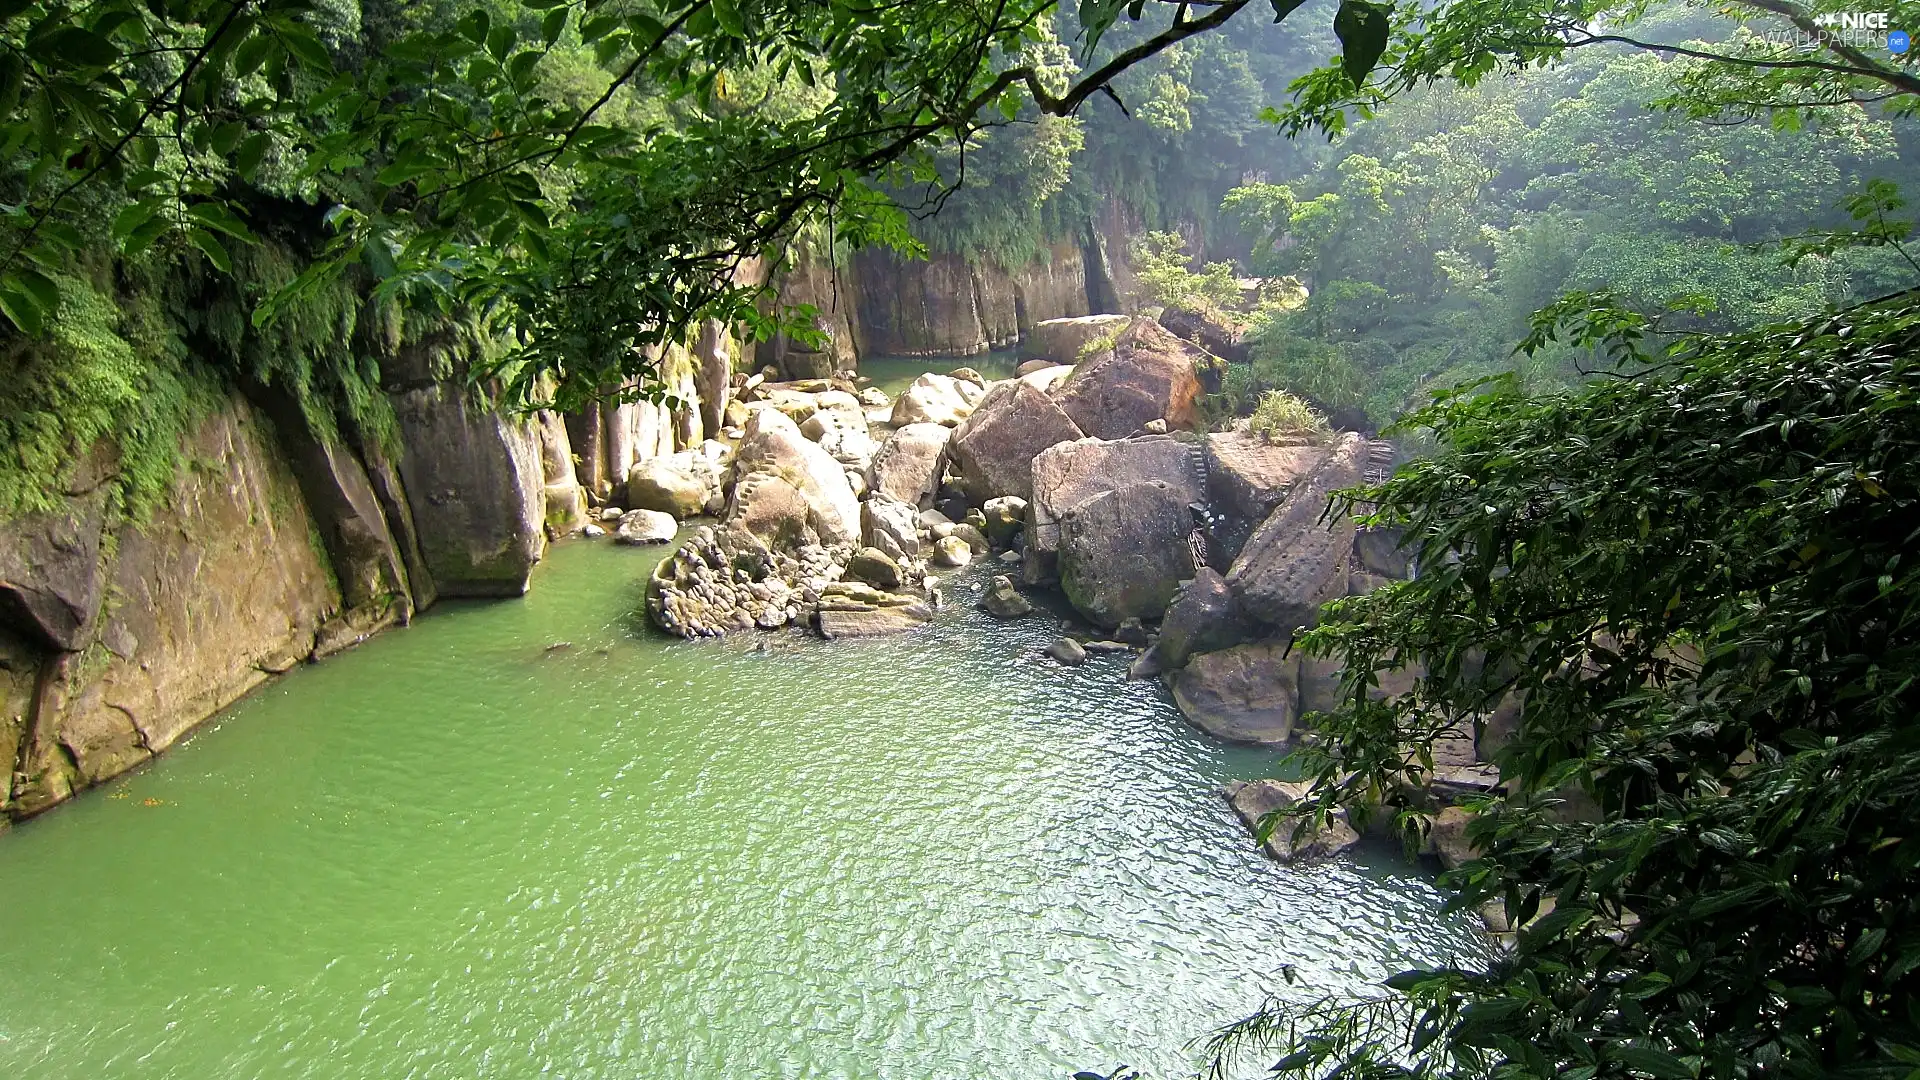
[889,373,986,427]
[1171,640,1301,745]
[1051,318,1214,439]
[846,547,903,589]
[389,381,547,597]
[931,534,972,567]
[981,496,1026,546]
[980,575,1033,619]
[947,379,1085,503]
[1026,435,1202,584]
[1019,314,1131,364]
[724,409,861,548]
[1203,430,1331,570]
[1046,637,1088,665]
[1223,779,1360,862]
[0,488,107,650]
[818,603,934,639]
[1226,433,1368,633]
[1355,526,1412,579]
[861,495,921,561]
[866,423,951,507]
[614,509,678,545]
[627,451,722,519]
[1156,568,1254,669]
[1058,481,1195,628]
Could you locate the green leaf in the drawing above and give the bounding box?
[0,283,46,336]
[1332,0,1391,88]
[187,227,232,272]
[278,27,332,72]
[186,201,256,241]
[111,199,162,242]
[0,52,24,116]
[541,8,566,45]
[39,27,118,67]
[233,130,271,177]
[1611,1044,1695,1079]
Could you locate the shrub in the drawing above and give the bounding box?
[1248,389,1329,442]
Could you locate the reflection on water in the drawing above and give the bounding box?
[0,541,1484,1080]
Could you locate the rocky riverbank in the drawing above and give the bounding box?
[570,310,1504,894]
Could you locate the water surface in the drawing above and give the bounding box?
[862,351,1020,396]
[0,540,1482,1079]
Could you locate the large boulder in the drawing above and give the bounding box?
[1171,640,1300,745]
[724,409,861,548]
[389,382,547,597]
[799,393,879,469]
[0,478,109,650]
[1203,430,1330,570]
[1223,779,1360,863]
[627,451,724,519]
[1025,435,1203,584]
[1156,568,1254,670]
[614,509,678,545]
[889,373,986,427]
[1160,304,1249,364]
[1226,433,1368,633]
[866,423,951,507]
[1057,480,1195,628]
[1052,318,1217,439]
[1019,314,1132,365]
[947,379,1085,503]
[817,602,934,639]
[861,494,921,561]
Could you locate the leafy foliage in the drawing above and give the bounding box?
[1225,295,1920,1078]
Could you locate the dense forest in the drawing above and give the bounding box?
[8,0,1920,1076]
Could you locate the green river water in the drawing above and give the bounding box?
[0,538,1483,1079]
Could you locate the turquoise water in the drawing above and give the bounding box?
[0,540,1482,1079]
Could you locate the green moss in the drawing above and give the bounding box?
[0,270,222,522]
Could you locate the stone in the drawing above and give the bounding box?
[1051,318,1217,439]
[1025,435,1203,583]
[1127,647,1165,681]
[981,496,1026,546]
[0,488,107,650]
[1426,806,1477,870]
[889,372,986,427]
[1160,304,1249,363]
[1057,481,1195,628]
[626,452,722,519]
[1015,358,1065,377]
[817,602,934,639]
[1113,618,1150,647]
[1157,568,1254,669]
[581,523,607,538]
[846,547,903,589]
[980,575,1033,619]
[1355,526,1412,579]
[950,523,989,554]
[1045,637,1088,665]
[614,509,678,545]
[724,408,862,548]
[601,507,625,521]
[1171,640,1301,745]
[947,379,1086,503]
[866,423,951,506]
[861,495,922,562]
[1226,433,1369,633]
[998,550,1020,564]
[1020,314,1132,365]
[916,508,954,531]
[1223,779,1359,863]
[1348,570,1393,596]
[857,387,890,408]
[1142,419,1167,435]
[1203,430,1330,570]
[389,381,547,597]
[948,366,986,386]
[932,535,972,567]
[799,393,879,467]
[1083,640,1131,654]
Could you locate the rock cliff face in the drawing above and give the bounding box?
[0,359,582,822]
[4,397,344,818]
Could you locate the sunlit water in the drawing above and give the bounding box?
[0,539,1483,1079]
